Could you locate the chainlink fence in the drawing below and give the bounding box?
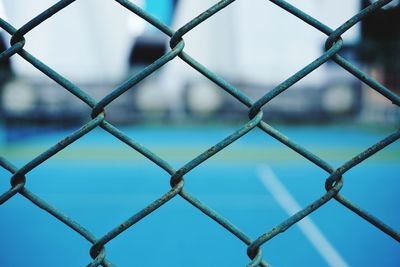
[1,0,399,266]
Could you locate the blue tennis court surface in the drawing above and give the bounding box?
[1,124,399,266]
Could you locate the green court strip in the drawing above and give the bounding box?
[3,146,399,161]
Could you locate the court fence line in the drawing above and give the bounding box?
[1,0,399,266]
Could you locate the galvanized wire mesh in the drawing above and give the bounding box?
[1,0,399,266]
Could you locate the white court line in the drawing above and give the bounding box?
[258,165,349,267]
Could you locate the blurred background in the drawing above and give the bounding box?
[0,0,398,140]
[0,1,399,267]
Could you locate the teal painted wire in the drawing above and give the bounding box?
[1,0,399,266]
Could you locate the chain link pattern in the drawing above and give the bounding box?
[1,0,399,266]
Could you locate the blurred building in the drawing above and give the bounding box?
[361,0,400,91]
[0,0,397,125]
[359,0,400,123]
